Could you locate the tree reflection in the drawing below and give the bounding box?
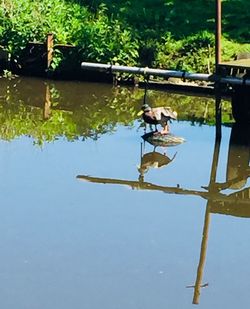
[0,77,232,144]
[0,78,141,143]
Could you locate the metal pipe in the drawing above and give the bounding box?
[81,62,211,80]
[220,77,250,86]
[81,62,250,86]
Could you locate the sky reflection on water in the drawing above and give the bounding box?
[0,78,249,309]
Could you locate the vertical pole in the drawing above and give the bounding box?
[215,0,222,70]
[46,33,54,70]
[215,0,222,139]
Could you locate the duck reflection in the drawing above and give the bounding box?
[138,145,177,182]
[138,150,176,182]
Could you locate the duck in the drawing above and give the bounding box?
[138,103,177,135]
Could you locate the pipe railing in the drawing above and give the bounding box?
[81,62,250,86]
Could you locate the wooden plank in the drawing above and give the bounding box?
[219,59,250,69]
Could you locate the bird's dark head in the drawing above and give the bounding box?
[137,104,151,116]
[141,104,151,112]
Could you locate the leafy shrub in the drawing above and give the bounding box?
[0,0,139,67]
[74,5,139,65]
[155,31,214,73]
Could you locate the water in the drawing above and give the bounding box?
[0,77,249,309]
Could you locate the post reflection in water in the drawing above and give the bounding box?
[191,97,223,304]
[44,84,52,120]
[226,124,250,190]
[77,122,250,305]
[192,136,221,305]
[211,123,250,217]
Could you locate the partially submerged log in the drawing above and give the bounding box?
[142,132,185,147]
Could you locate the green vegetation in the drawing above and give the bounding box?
[83,0,250,41]
[1,0,250,73]
[0,0,138,68]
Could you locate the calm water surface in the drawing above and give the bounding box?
[0,77,249,309]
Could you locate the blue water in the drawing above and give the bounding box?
[0,79,249,309]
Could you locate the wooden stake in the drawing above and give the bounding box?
[46,33,54,69]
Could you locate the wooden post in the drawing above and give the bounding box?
[215,0,222,70]
[215,0,222,138]
[46,33,54,70]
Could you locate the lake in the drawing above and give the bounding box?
[0,76,249,309]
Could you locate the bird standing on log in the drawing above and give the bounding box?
[138,103,177,135]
